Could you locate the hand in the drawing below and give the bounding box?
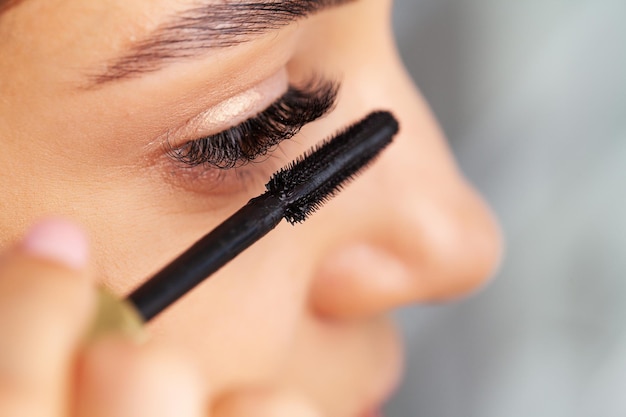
[0,219,322,417]
[0,219,204,417]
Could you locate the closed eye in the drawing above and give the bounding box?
[165,78,339,170]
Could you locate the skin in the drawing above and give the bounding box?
[0,0,503,416]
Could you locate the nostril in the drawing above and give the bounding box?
[309,244,416,319]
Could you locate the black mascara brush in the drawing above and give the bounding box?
[90,111,399,334]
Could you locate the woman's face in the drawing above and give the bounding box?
[0,0,502,416]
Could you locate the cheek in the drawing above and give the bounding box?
[0,156,310,390]
[140,224,310,390]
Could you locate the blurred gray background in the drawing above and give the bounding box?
[387,1,626,416]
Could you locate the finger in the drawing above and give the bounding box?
[75,336,206,417]
[0,219,94,417]
[212,388,322,417]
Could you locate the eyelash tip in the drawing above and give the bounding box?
[167,77,340,170]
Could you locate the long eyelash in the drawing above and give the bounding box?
[167,79,339,169]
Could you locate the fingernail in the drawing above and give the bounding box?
[21,218,89,269]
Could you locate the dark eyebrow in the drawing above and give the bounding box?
[90,0,356,86]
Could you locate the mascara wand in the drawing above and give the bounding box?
[91,111,399,331]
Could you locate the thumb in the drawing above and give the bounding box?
[212,388,323,417]
[0,218,94,417]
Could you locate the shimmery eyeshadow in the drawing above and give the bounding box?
[169,69,289,144]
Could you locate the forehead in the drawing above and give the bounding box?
[0,0,233,90]
[0,0,172,67]
[1,0,354,86]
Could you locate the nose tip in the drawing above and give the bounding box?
[308,178,503,319]
[399,184,504,301]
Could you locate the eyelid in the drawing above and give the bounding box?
[164,69,289,149]
[166,78,340,169]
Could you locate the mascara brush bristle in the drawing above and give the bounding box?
[266,111,399,224]
[127,110,399,321]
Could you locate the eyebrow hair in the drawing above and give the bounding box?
[90,0,356,86]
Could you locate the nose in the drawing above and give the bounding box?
[307,97,503,319]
